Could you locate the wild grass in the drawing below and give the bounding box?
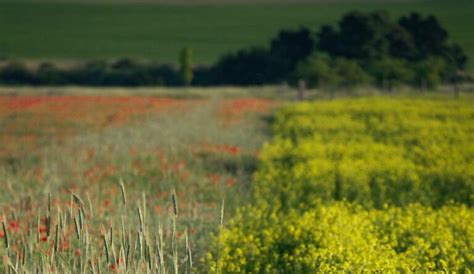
[0,94,276,272]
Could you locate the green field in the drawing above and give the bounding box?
[0,0,473,68]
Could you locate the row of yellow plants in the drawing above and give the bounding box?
[257,98,474,209]
[207,202,473,272]
[206,97,474,272]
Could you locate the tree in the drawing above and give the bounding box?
[317,25,340,58]
[398,13,448,61]
[37,62,67,85]
[368,57,413,92]
[68,60,108,86]
[209,47,278,85]
[179,47,193,86]
[270,27,315,80]
[317,11,393,60]
[386,24,417,61]
[442,43,468,71]
[333,58,372,88]
[0,62,36,85]
[411,57,445,90]
[293,54,341,89]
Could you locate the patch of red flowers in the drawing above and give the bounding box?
[0,95,197,158]
[8,220,20,233]
[219,98,275,125]
[191,143,241,156]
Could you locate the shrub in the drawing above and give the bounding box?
[67,60,108,86]
[36,62,68,85]
[209,47,279,85]
[292,54,340,89]
[411,57,445,89]
[332,58,373,88]
[368,57,413,91]
[0,62,36,85]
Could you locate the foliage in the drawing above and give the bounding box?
[0,62,36,85]
[203,27,315,86]
[317,11,393,60]
[292,54,340,89]
[411,57,446,89]
[317,11,467,70]
[293,54,371,89]
[180,47,193,86]
[368,57,413,90]
[333,58,372,88]
[0,60,183,86]
[205,47,279,85]
[36,62,68,85]
[269,27,315,80]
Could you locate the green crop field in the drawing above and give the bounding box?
[0,0,473,68]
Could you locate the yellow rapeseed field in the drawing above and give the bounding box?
[207,97,474,272]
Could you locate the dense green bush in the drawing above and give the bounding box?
[0,60,182,86]
[0,62,36,85]
[411,57,445,89]
[333,58,372,88]
[292,54,340,89]
[368,57,414,91]
[203,47,280,86]
[36,62,68,85]
[292,54,371,89]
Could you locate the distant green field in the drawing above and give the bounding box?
[0,0,473,68]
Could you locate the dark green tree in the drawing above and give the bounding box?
[293,54,341,89]
[386,24,417,61]
[179,47,193,86]
[369,57,413,92]
[317,11,393,60]
[333,58,372,88]
[411,57,445,90]
[398,13,447,61]
[210,47,278,85]
[270,27,315,80]
[0,62,36,85]
[36,62,67,85]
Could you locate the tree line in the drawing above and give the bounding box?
[0,11,470,89]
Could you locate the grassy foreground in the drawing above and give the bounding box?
[0,0,473,68]
[0,89,277,272]
[0,87,473,272]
